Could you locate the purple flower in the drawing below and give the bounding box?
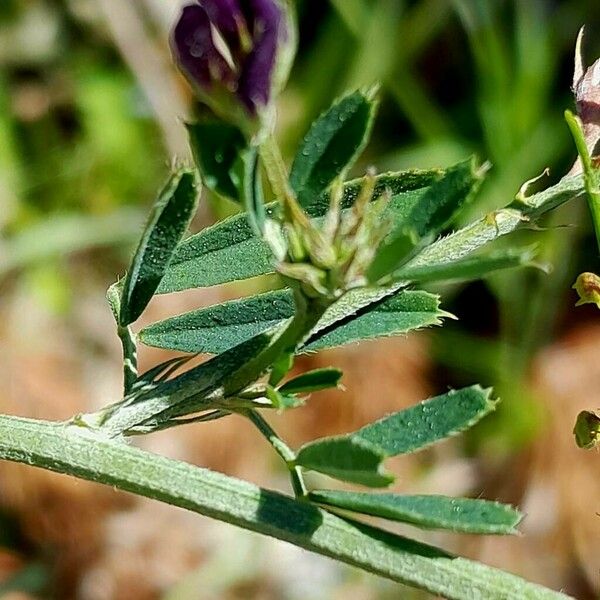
[171,0,295,127]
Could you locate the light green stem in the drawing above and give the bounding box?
[565,109,600,254]
[258,133,294,204]
[0,414,570,600]
[243,409,307,498]
[259,134,311,227]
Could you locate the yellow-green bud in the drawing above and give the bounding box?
[573,272,600,308]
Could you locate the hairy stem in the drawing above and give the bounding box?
[118,324,138,394]
[107,283,137,394]
[0,414,570,600]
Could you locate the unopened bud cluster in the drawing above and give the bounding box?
[266,172,391,300]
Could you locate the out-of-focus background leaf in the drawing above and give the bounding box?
[0,1,599,598]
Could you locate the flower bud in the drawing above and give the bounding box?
[573,271,600,308]
[269,174,391,300]
[171,0,296,134]
[572,27,600,163]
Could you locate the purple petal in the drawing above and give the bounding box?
[246,0,284,33]
[171,4,235,90]
[238,0,285,113]
[200,0,245,51]
[200,0,243,31]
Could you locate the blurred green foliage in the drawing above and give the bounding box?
[0,0,166,307]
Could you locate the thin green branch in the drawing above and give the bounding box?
[258,134,311,227]
[565,109,600,254]
[107,282,138,394]
[0,414,570,600]
[243,409,307,498]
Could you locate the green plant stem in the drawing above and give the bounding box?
[259,134,310,227]
[258,133,293,202]
[243,146,266,236]
[222,290,329,396]
[118,324,138,394]
[106,282,138,394]
[0,413,570,599]
[565,110,600,254]
[243,408,307,498]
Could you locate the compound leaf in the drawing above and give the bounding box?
[139,289,446,354]
[295,386,496,488]
[158,170,439,293]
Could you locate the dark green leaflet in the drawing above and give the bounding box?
[119,169,199,325]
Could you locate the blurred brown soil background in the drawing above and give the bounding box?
[0,287,599,598]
